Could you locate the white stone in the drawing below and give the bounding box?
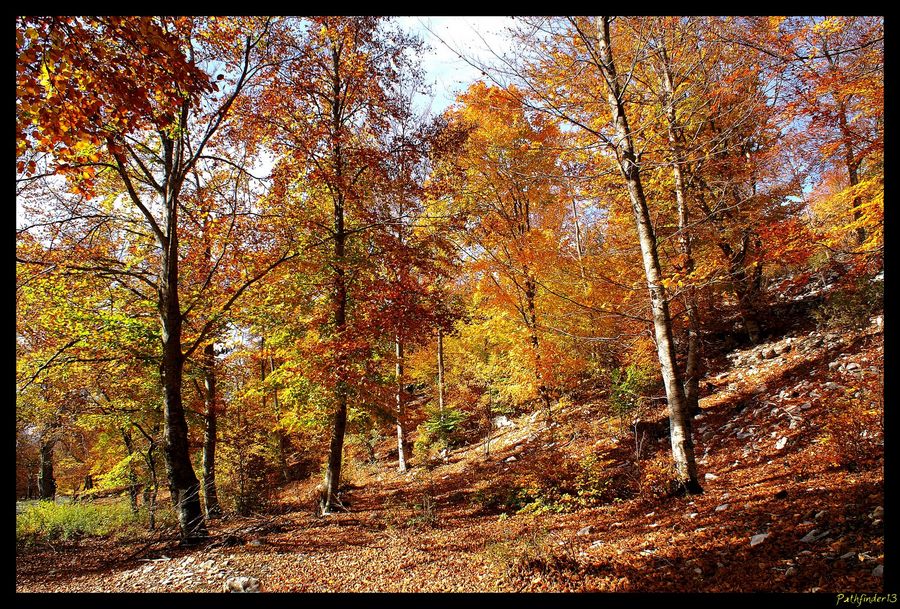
[223,576,261,593]
[775,437,787,450]
[750,533,768,547]
[800,529,829,543]
[492,415,515,429]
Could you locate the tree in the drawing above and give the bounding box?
[761,17,884,257]
[589,17,701,492]
[16,16,293,540]
[252,16,426,510]
[499,17,702,492]
[447,82,573,423]
[368,103,465,472]
[644,18,703,414]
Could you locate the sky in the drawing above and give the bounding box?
[394,17,517,114]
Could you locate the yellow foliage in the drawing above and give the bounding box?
[811,175,883,253]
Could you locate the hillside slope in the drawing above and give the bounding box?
[16,309,884,593]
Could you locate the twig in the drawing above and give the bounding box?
[124,528,177,562]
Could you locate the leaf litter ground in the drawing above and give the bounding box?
[16,318,884,592]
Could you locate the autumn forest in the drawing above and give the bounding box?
[16,16,884,593]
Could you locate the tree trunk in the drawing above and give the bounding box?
[202,342,222,519]
[322,43,350,514]
[137,423,160,530]
[684,314,701,414]
[596,16,701,494]
[396,335,407,472]
[483,389,492,458]
[572,198,587,281]
[837,100,866,246]
[658,41,702,416]
[197,203,222,518]
[436,329,446,414]
[322,392,347,513]
[145,445,158,531]
[693,178,762,345]
[322,186,349,512]
[729,258,762,344]
[513,181,552,424]
[159,204,206,541]
[122,428,140,514]
[271,355,289,483]
[524,273,553,423]
[38,436,56,500]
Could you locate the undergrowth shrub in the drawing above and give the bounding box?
[472,454,621,516]
[471,483,527,514]
[339,450,380,489]
[414,404,468,456]
[407,492,438,529]
[813,274,884,329]
[516,454,614,515]
[486,527,585,590]
[485,527,553,580]
[219,438,275,515]
[609,365,654,435]
[818,376,884,471]
[637,454,678,499]
[15,498,177,546]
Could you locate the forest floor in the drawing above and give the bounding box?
[16,300,884,593]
